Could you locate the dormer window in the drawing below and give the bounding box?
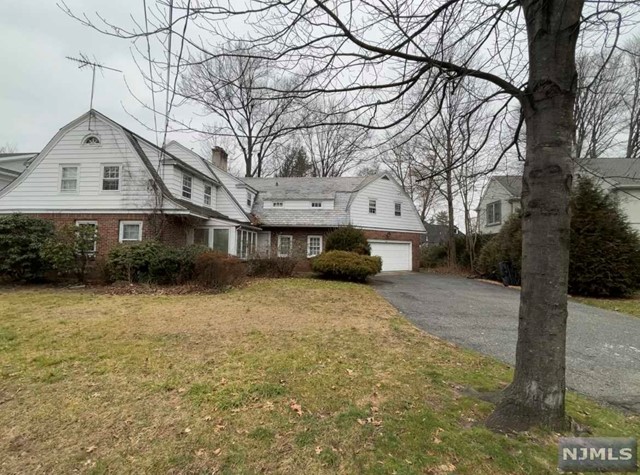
[83,135,100,145]
[247,192,253,207]
[182,174,192,199]
[272,202,283,208]
[311,202,322,208]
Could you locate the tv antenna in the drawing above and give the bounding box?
[66,53,122,113]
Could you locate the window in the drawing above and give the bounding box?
[119,221,143,242]
[395,202,402,217]
[311,202,322,208]
[194,228,210,247]
[307,235,322,257]
[369,199,377,214]
[272,202,283,208]
[236,229,257,259]
[204,184,212,206]
[60,166,78,192]
[102,165,120,191]
[278,235,293,257]
[83,135,100,145]
[247,192,253,207]
[486,201,502,225]
[182,174,192,199]
[75,220,98,253]
[213,229,229,253]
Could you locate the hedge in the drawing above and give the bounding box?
[312,250,382,282]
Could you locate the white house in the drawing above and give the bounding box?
[0,110,426,271]
[476,160,640,234]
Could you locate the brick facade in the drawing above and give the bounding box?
[30,213,199,257]
[265,227,422,271]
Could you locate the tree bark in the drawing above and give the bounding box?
[486,0,581,432]
[445,166,456,268]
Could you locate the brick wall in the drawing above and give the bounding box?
[265,227,423,271]
[29,213,196,257]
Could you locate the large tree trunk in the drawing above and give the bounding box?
[445,167,456,267]
[486,0,582,432]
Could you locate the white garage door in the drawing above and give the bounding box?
[369,240,412,272]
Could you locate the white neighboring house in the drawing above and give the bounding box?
[476,160,640,234]
[0,153,37,190]
[476,176,522,234]
[0,110,426,271]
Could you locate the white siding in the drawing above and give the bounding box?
[477,180,520,234]
[349,177,425,232]
[0,116,155,212]
[165,142,213,177]
[612,189,640,232]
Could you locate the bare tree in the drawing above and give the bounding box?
[300,99,370,177]
[574,52,626,161]
[63,0,640,432]
[0,144,16,154]
[624,38,640,159]
[181,45,297,177]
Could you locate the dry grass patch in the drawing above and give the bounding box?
[0,279,638,474]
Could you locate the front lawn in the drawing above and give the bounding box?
[0,279,637,474]
[574,295,640,318]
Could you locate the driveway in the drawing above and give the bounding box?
[372,272,640,413]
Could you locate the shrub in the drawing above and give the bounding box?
[325,226,371,255]
[569,177,640,297]
[195,251,247,288]
[311,250,382,282]
[476,176,640,297]
[0,214,55,282]
[247,257,297,277]
[104,241,206,284]
[41,224,99,283]
[421,234,492,270]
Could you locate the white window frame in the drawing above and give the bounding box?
[272,202,284,208]
[204,184,212,206]
[75,220,98,253]
[311,201,322,208]
[119,220,143,243]
[182,173,193,200]
[486,201,502,226]
[307,235,323,257]
[395,202,402,217]
[59,165,79,193]
[101,164,121,192]
[369,199,377,214]
[82,134,101,146]
[247,191,253,207]
[236,229,257,259]
[277,235,293,257]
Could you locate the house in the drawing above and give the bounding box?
[476,176,522,234]
[476,160,640,234]
[423,223,464,246]
[0,153,36,189]
[0,110,426,271]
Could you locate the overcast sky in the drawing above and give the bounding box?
[0,1,197,153]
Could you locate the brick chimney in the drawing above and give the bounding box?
[211,146,228,172]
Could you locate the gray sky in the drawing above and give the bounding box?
[0,0,195,152]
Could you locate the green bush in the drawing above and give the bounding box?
[0,214,55,282]
[325,226,371,255]
[104,241,206,284]
[41,224,99,283]
[569,177,640,297]
[421,234,492,269]
[195,251,247,288]
[476,176,640,297]
[311,250,382,282]
[247,257,297,277]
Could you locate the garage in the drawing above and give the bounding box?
[369,240,412,272]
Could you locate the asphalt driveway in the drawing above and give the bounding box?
[372,272,640,413]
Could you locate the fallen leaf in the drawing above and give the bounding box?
[346,369,354,376]
[213,448,222,456]
[85,446,97,453]
[195,449,205,457]
[203,416,212,421]
[183,428,191,434]
[315,446,323,455]
[289,400,303,416]
[437,462,456,473]
[357,419,366,426]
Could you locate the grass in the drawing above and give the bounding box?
[0,279,638,474]
[574,294,640,318]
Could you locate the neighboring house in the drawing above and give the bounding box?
[476,176,522,234]
[0,153,37,189]
[0,110,426,271]
[423,223,464,246]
